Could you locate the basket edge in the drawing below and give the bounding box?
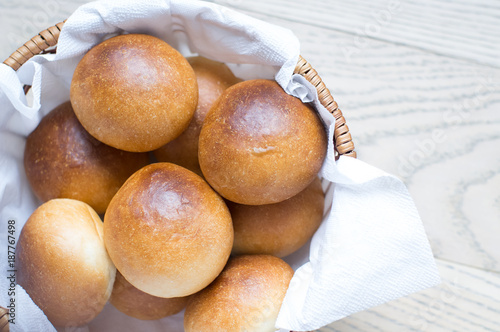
[2,21,356,158]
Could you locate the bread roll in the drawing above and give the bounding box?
[24,101,149,214]
[103,162,233,298]
[16,199,116,327]
[154,56,241,176]
[70,34,198,152]
[229,177,324,257]
[184,255,294,332]
[110,271,189,320]
[198,79,327,205]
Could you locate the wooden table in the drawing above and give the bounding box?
[1,0,499,331]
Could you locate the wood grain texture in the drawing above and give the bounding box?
[320,259,500,332]
[214,0,500,68]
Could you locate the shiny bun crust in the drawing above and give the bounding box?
[154,56,241,176]
[110,271,189,320]
[23,101,149,214]
[229,177,324,257]
[198,79,327,205]
[103,162,233,298]
[16,199,116,327]
[184,255,294,332]
[70,34,198,152]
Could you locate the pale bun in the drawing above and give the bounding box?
[110,271,189,320]
[184,255,294,332]
[199,79,327,205]
[103,162,233,298]
[16,199,116,327]
[24,101,149,214]
[229,176,324,257]
[70,34,198,152]
[154,56,241,176]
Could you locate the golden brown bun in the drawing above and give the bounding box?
[103,162,233,298]
[23,101,149,214]
[16,199,116,327]
[110,271,189,320]
[184,255,294,332]
[198,79,327,205]
[70,34,198,152]
[229,177,324,257]
[154,56,241,176]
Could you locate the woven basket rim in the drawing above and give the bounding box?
[2,20,356,158]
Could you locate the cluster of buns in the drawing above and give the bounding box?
[18,33,327,330]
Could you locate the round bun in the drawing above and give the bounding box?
[16,199,116,327]
[24,101,149,214]
[103,162,233,298]
[198,79,327,205]
[70,34,198,152]
[229,177,324,257]
[154,56,241,176]
[110,271,189,320]
[184,255,294,332]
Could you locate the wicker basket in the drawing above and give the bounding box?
[0,17,356,332]
[2,21,356,159]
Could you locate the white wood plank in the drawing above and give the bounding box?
[320,259,500,332]
[214,0,500,68]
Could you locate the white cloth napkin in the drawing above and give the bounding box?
[0,0,440,331]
